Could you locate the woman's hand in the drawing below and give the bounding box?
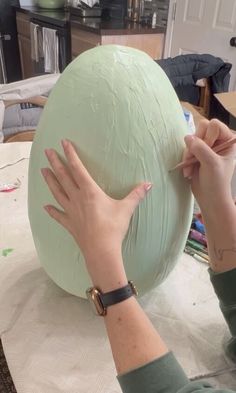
[183,119,236,272]
[182,119,236,214]
[41,139,152,288]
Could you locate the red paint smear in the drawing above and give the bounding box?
[0,188,17,193]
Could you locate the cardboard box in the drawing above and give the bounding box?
[214,92,236,131]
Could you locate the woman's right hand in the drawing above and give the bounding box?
[182,119,236,215]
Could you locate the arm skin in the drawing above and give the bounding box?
[183,119,236,274]
[42,143,168,376]
[87,252,168,375]
[42,119,236,393]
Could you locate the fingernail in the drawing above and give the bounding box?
[41,168,48,177]
[145,183,153,192]
[45,148,52,158]
[62,139,69,148]
[44,205,50,213]
[184,135,196,146]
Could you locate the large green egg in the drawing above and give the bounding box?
[28,45,193,298]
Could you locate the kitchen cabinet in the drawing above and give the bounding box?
[71,28,100,59]
[16,12,34,79]
[71,20,165,61]
[101,34,164,60]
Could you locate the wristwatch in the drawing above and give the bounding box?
[86,281,138,316]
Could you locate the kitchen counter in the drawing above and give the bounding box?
[13,5,69,27]
[14,5,165,35]
[70,18,166,36]
[14,4,166,76]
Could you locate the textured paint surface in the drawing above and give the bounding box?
[28,45,193,298]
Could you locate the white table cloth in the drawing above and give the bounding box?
[0,142,236,393]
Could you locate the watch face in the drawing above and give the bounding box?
[86,288,106,316]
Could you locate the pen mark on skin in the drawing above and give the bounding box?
[214,243,236,261]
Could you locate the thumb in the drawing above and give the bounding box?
[184,135,218,166]
[123,183,152,215]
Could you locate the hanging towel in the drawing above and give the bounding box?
[38,28,44,60]
[42,27,59,74]
[30,22,39,62]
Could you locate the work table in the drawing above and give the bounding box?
[1,141,234,392]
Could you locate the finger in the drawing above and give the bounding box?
[204,119,233,147]
[123,183,152,216]
[62,139,97,189]
[45,148,77,194]
[195,119,210,139]
[182,120,209,178]
[44,205,69,229]
[41,168,69,209]
[182,148,194,178]
[185,135,218,167]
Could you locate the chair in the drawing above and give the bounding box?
[3,96,47,143]
[0,74,59,143]
[4,130,35,143]
[194,78,210,118]
[157,53,231,120]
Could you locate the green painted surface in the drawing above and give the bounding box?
[28,45,193,298]
[2,249,14,257]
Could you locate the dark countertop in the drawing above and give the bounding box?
[13,5,69,28]
[70,18,166,36]
[14,5,166,35]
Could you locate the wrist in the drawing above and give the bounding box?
[85,250,128,292]
[200,199,236,273]
[199,195,235,222]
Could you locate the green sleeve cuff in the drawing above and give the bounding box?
[117,352,235,393]
[117,352,189,393]
[209,267,236,361]
[209,268,236,306]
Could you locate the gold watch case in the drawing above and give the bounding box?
[86,287,107,316]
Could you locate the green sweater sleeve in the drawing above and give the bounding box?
[209,267,236,362]
[117,268,236,393]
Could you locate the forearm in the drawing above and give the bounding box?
[86,253,168,375]
[104,296,168,375]
[200,198,236,273]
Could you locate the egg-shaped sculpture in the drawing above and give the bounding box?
[28,45,193,298]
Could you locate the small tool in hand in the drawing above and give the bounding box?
[169,136,236,172]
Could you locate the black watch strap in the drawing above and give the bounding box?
[100,281,137,308]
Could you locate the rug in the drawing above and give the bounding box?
[0,339,17,393]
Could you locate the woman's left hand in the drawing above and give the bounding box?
[41,139,152,286]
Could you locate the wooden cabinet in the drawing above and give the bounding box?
[101,34,164,60]
[71,28,100,59]
[16,12,34,79]
[18,34,34,79]
[71,25,164,60]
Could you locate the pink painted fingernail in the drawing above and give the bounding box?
[62,139,68,148]
[45,148,51,158]
[41,168,48,177]
[44,205,50,213]
[145,183,153,192]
